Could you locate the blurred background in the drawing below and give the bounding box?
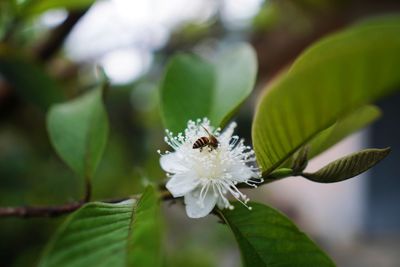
[0,0,399,266]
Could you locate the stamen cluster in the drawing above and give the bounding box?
[159,118,262,218]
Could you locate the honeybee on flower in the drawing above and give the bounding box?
[159,118,262,218]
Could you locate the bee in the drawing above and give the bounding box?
[193,126,219,152]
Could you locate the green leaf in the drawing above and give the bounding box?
[220,202,335,267]
[308,105,381,159]
[47,87,109,178]
[21,0,94,17]
[291,145,309,174]
[160,43,257,133]
[353,14,400,28]
[303,147,391,183]
[160,54,215,133]
[0,48,64,109]
[253,19,400,175]
[127,186,163,267]
[209,43,257,127]
[39,186,163,267]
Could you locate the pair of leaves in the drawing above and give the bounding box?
[220,202,335,267]
[252,18,400,176]
[39,186,163,267]
[160,43,257,133]
[47,87,109,179]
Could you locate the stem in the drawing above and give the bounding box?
[34,10,88,62]
[84,177,92,203]
[0,202,83,218]
[0,190,172,219]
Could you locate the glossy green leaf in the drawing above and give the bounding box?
[0,48,64,109]
[160,43,257,133]
[253,19,400,175]
[220,202,335,267]
[303,147,391,183]
[39,186,163,267]
[210,43,257,127]
[47,87,109,178]
[21,0,94,16]
[308,105,381,159]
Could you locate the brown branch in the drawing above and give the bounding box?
[0,202,83,218]
[0,190,173,219]
[34,10,88,62]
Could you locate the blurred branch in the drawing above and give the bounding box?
[0,202,83,218]
[34,10,88,62]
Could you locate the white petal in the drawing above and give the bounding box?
[160,152,187,173]
[184,187,217,218]
[166,173,199,198]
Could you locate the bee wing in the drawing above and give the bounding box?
[201,125,213,137]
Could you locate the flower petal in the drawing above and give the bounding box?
[160,152,187,173]
[166,173,199,197]
[184,187,217,218]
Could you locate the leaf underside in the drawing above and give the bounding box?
[303,147,391,183]
[252,19,400,176]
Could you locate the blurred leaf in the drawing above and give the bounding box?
[303,147,391,183]
[22,0,94,16]
[0,48,64,109]
[160,54,214,133]
[160,43,257,133]
[163,248,216,267]
[47,87,109,178]
[127,186,163,267]
[210,43,257,127]
[354,14,400,28]
[253,19,400,175]
[220,202,335,267]
[308,105,381,159]
[39,186,163,267]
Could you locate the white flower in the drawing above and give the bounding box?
[159,118,262,218]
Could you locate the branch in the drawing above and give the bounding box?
[0,202,83,218]
[83,178,92,203]
[34,10,88,62]
[0,190,173,219]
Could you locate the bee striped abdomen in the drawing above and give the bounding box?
[193,137,209,149]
